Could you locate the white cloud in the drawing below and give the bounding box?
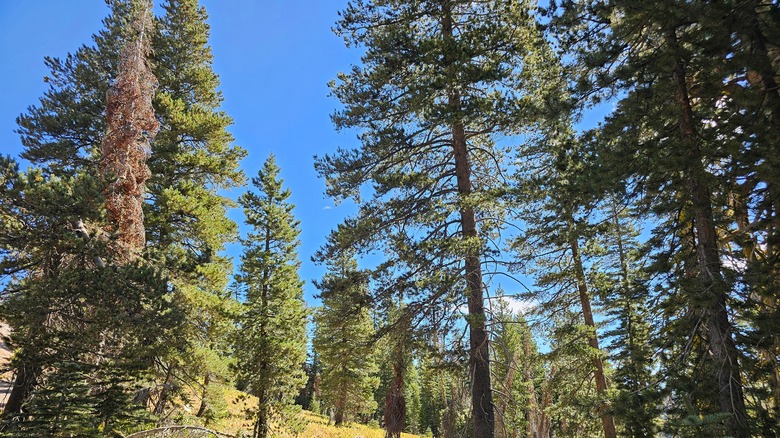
[501,296,536,315]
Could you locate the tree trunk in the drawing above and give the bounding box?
[568,224,617,438]
[154,366,174,417]
[441,5,494,437]
[666,28,750,438]
[254,388,268,438]
[334,395,346,426]
[195,373,210,419]
[442,384,458,438]
[385,363,406,438]
[2,364,37,420]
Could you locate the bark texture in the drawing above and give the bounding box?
[568,222,617,438]
[666,28,750,438]
[441,5,494,437]
[384,364,405,438]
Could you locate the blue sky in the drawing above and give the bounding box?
[1,1,614,313]
[0,1,361,304]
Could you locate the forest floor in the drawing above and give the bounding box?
[0,339,418,438]
[211,387,421,437]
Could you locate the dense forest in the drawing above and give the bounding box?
[0,0,778,437]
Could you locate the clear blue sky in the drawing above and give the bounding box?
[0,1,361,305]
[0,1,613,312]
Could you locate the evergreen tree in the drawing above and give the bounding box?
[233,155,308,438]
[316,2,557,436]
[417,355,445,437]
[0,3,183,435]
[404,357,422,435]
[490,295,537,438]
[599,202,659,437]
[313,255,379,426]
[374,303,418,438]
[296,350,322,412]
[512,131,616,437]
[545,0,759,434]
[1,0,244,430]
[542,310,605,438]
[144,0,246,419]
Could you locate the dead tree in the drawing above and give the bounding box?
[99,1,159,262]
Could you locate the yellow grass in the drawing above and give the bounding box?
[213,388,420,438]
[297,411,420,438]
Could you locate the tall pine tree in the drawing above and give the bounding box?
[233,155,308,438]
[2,0,245,428]
[0,1,184,434]
[316,2,557,435]
[144,0,246,418]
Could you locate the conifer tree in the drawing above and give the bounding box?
[512,131,616,437]
[374,304,417,438]
[491,295,537,438]
[600,202,659,437]
[0,2,184,434]
[144,0,246,418]
[546,1,754,434]
[313,255,379,426]
[2,0,244,428]
[233,155,308,438]
[417,355,446,437]
[316,2,557,436]
[404,358,422,435]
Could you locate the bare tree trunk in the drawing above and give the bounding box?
[334,395,346,426]
[154,366,174,417]
[666,27,750,438]
[568,223,617,438]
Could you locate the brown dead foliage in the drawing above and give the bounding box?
[99,3,159,262]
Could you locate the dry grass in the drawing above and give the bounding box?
[212,388,420,438]
[298,411,420,438]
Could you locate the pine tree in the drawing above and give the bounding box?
[512,130,617,437]
[0,4,183,435]
[374,304,417,438]
[417,355,445,437]
[546,0,753,434]
[599,201,659,437]
[295,351,322,412]
[1,0,244,429]
[542,310,606,438]
[144,0,246,419]
[316,2,557,436]
[313,255,379,426]
[233,155,308,438]
[491,294,537,438]
[404,357,422,435]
